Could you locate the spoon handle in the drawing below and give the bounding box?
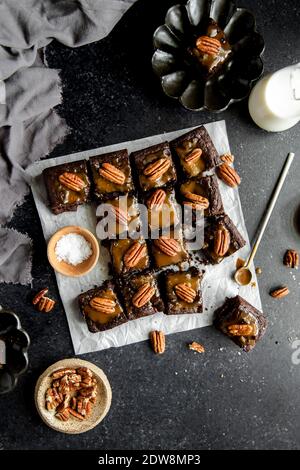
[246,152,295,268]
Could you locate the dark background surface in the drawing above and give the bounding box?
[1,0,300,450]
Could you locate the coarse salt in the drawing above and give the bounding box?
[55,233,92,266]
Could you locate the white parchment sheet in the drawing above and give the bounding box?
[26,120,262,354]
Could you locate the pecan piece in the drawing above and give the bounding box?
[55,409,70,422]
[270,286,290,299]
[147,189,166,209]
[188,342,205,353]
[71,397,77,410]
[51,368,76,379]
[174,283,196,303]
[79,385,97,399]
[227,324,254,336]
[214,227,230,257]
[196,35,221,56]
[76,367,93,378]
[149,330,165,354]
[109,205,129,225]
[283,249,299,268]
[123,241,147,268]
[37,296,55,313]
[99,163,126,185]
[220,153,234,164]
[77,397,91,417]
[217,163,241,187]
[185,148,203,164]
[45,388,58,411]
[89,297,116,314]
[32,288,48,305]
[143,158,171,181]
[184,192,209,211]
[154,236,181,257]
[58,172,86,192]
[132,283,156,308]
[68,408,85,420]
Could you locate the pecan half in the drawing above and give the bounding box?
[154,236,181,257]
[79,385,97,399]
[89,297,116,314]
[185,148,203,164]
[147,189,166,209]
[123,241,147,268]
[270,286,290,299]
[132,283,156,308]
[45,388,61,411]
[76,367,93,378]
[32,288,48,305]
[68,408,85,420]
[77,397,91,417]
[184,192,210,210]
[58,172,86,192]
[143,158,171,181]
[55,409,70,421]
[37,296,56,313]
[99,162,126,185]
[110,205,129,225]
[220,153,234,164]
[174,283,196,303]
[283,249,299,268]
[149,330,165,354]
[227,324,253,336]
[217,163,241,187]
[188,342,205,353]
[214,227,230,257]
[196,35,221,56]
[51,368,76,379]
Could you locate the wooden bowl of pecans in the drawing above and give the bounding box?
[34,358,112,434]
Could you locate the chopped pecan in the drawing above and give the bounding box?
[214,227,230,257]
[217,163,241,187]
[143,158,171,181]
[99,162,126,185]
[188,342,205,353]
[147,189,166,209]
[32,288,48,305]
[174,283,196,303]
[227,324,254,336]
[132,283,155,308]
[68,408,85,420]
[89,297,116,314]
[220,153,234,164]
[123,241,147,268]
[37,296,55,313]
[149,330,165,354]
[154,236,181,257]
[51,368,76,379]
[283,249,299,268]
[270,286,290,299]
[196,35,221,56]
[184,148,203,164]
[58,172,86,192]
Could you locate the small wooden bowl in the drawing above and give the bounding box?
[47,225,99,277]
[35,358,112,434]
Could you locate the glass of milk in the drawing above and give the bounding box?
[248,63,300,132]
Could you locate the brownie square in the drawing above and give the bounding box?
[96,194,141,238]
[150,228,189,270]
[164,267,204,315]
[170,126,221,178]
[188,19,232,79]
[144,188,180,233]
[120,272,164,320]
[214,295,267,352]
[131,142,177,192]
[89,149,134,202]
[203,214,246,263]
[78,280,127,333]
[180,175,224,217]
[43,160,91,215]
[109,238,150,276]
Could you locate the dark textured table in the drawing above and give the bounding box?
[1,0,300,450]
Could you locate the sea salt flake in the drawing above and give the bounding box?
[55,233,92,266]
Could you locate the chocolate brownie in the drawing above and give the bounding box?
[164,267,204,315]
[180,174,224,217]
[109,238,150,276]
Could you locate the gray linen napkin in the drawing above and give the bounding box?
[0,0,134,285]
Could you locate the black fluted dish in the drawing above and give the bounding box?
[152,0,264,111]
[0,307,30,394]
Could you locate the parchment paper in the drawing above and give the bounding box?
[26,120,262,354]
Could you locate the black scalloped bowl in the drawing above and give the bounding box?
[0,307,30,394]
[152,0,264,111]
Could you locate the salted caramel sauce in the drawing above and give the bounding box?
[139,149,174,191]
[84,290,122,324]
[167,272,199,307]
[148,194,179,230]
[175,138,206,177]
[236,258,245,269]
[111,239,149,274]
